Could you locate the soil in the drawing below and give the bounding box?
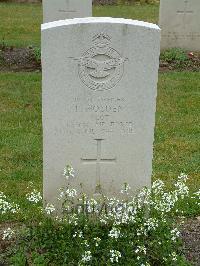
[0,46,41,72]
[181,218,200,266]
[0,46,200,73]
[159,54,200,72]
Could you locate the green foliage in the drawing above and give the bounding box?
[0,38,9,50]
[32,46,41,63]
[160,48,189,63]
[13,218,188,265]
[2,175,197,265]
[0,51,4,65]
[9,250,27,266]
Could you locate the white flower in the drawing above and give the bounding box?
[152,180,165,194]
[81,251,92,263]
[0,192,20,214]
[73,230,83,238]
[120,183,131,194]
[108,227,121,239]
[193,189,200,197]
[144,218,159,231]
[192,189,200,206]
[110,250,121,263]
[2,227,15,240]
[63,165,75,180]
[85,199,98,214]
[135,245,147,255]
[100,218,107,225]
[58,188,77,200]
[68,214,78,226]
[45,203,56,214]
[171,228,180,241]
[26,189,42,203]
[174,180,189,199]
[178,173,188,182]
[94,237,101,247]
[171,252,177,261]
[68,188,77,197]
[82,240,89,248]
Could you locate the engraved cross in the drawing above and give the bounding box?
[177,0,194,15]
[81,139,116,192]
[58,0,76,14]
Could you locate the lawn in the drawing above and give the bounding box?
[0,2,159,47]
[0,72,199,214]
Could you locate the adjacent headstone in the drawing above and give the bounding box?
[159,0,200,51]
[43,0,92,23]
[42,18,160,204]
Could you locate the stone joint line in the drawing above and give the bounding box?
[58,10,76,13]
[81,139,116,184]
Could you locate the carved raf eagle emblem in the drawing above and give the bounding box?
[74,33,127,91]
[76,57,127,79]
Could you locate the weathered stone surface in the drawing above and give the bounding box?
[159,0,200,51]
[42,17,160,204]
[43,0,92,23]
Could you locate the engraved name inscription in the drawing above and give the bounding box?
[54,96,135,136]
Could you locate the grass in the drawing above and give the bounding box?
[0,73,42,207]
[153,72,200,190]
[93,4,159,23]
[0,72,199,220]
[0,2,159,47]
[0,3,41,48]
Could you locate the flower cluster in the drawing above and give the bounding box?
[108,227,121,239]
[174,173,189,199]
[63,165,75,180]
[73,230,83,238]
[26,189,42,203]
[144,218,159,231]
[1,172,199,266]
[44,203,56,215]
[94,237,101,247]
[110,250,121,263]
[135,245,147,254]
[2,227,15,240]
[0,192,20,214]
[58,188,77,200]
[81,251,92,263]
[171,251,178,262]
[171,227,180,241]
[191,189,200,205]
[120,183,131,194]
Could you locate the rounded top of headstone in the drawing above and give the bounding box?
[41,17,160,31]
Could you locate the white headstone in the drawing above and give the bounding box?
[159,0,200,51]
[42,18,160,204]
[43,0,92,23]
